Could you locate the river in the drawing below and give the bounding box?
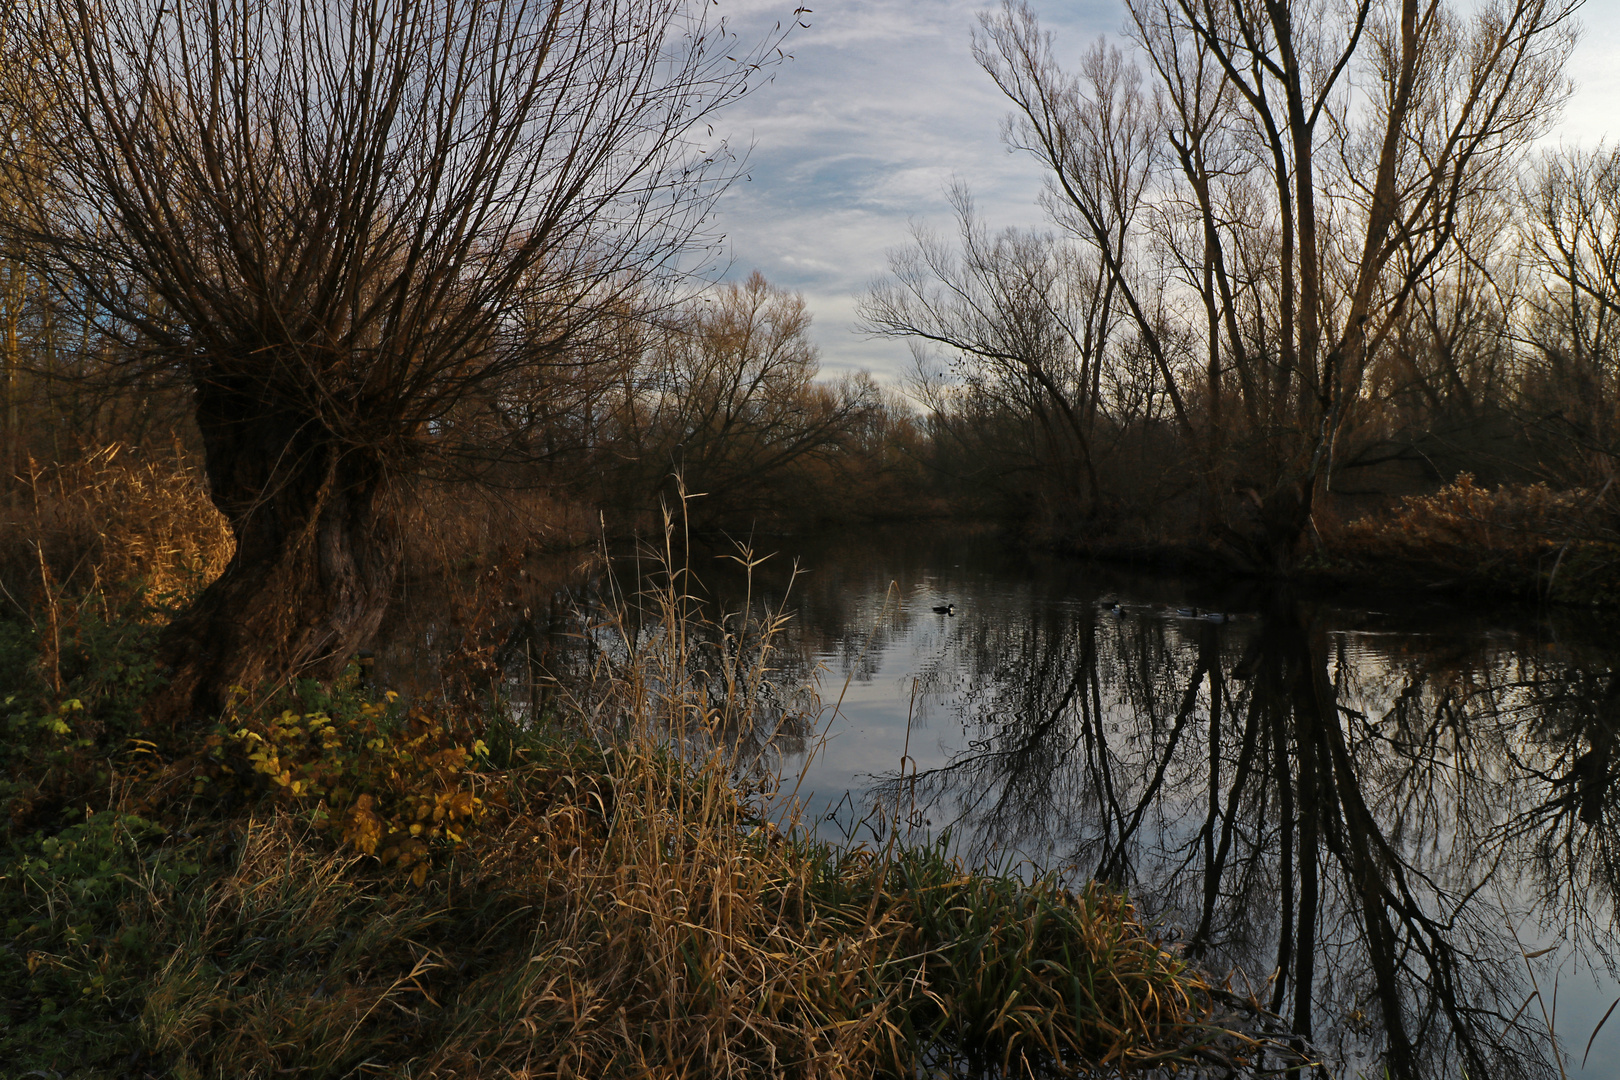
[379,523,1620,1079]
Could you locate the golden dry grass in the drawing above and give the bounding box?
[1,443,233,606]
[400,481,596,579]
[0,445,601,614]
[1327,473,1620,602]
[0,500,1284,1079]
[1335,474,1587,557]
[97,743,1253,1079]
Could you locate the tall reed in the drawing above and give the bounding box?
[0,443,233,608]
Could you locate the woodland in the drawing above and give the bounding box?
[2,0,1617,706]
[0,0,1616,1074]
[0,0,1617,701]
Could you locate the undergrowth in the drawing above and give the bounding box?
[1328,474,1620,603]
[0,527,1278,1078]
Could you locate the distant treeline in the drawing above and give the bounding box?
[3,0,1619,567]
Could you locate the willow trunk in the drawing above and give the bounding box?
[145,385,401,731]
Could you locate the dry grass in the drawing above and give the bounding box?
[0,445,598,615]
[0,443,234,608]
[400,480,596,580]
[1335,474,1587,556]
[0,508,1282,1078]
[63,742,1253,1078]
[1326,474,1620,602]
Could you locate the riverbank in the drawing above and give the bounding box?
[9,445,1617,631]
[0,578,1288,1078]
[1042,475,1620,610]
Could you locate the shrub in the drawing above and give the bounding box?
[1330,474,1620,602]
[1,594,168,833]
[199,687,489,887]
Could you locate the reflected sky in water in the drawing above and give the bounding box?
[767,528,1620,1080]
[380,525,1620,1079]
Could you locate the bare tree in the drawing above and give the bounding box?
[916,0,1578,565]
[1521,145,1620,481]
[615,271,879,522]
[1340,187,1527,483]
[972,26,1186,439]
[1,0,797,727]
[861,188,1117,512]
[0,10,66,472]
[1149,0,1575,545]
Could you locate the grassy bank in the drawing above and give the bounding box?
[0,550,1281,1078]
[1312,475,1620,606]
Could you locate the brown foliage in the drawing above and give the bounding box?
[0,444,233,607]
[1339,475,1580,555]
[1328,474,1620,601]
[398,482,596,579]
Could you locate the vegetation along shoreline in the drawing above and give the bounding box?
[2,0,1617,1071]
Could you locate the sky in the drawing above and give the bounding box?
[705,0,1620,385]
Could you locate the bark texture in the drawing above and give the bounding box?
[146,385,401,729]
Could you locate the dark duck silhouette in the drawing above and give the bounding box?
[931,603,956,615]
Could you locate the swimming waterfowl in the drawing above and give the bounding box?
[931,603,956,615]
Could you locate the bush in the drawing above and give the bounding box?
[199,684,490,888]
[1329,474,1620,602]
[1,595,168,834]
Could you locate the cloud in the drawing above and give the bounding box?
[706,0,1074,383]
[705,0,1619,388]
[1560,13,1620,147]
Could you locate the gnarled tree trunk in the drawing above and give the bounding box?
[146,387,402,729]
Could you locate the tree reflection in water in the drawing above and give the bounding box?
[869,592,1620,1079]
[376,531,1620,1077]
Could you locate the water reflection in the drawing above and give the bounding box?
[865,584,1620,1079]
[376,528,1620,1078]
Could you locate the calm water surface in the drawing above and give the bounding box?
[382,525,1620,1079]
